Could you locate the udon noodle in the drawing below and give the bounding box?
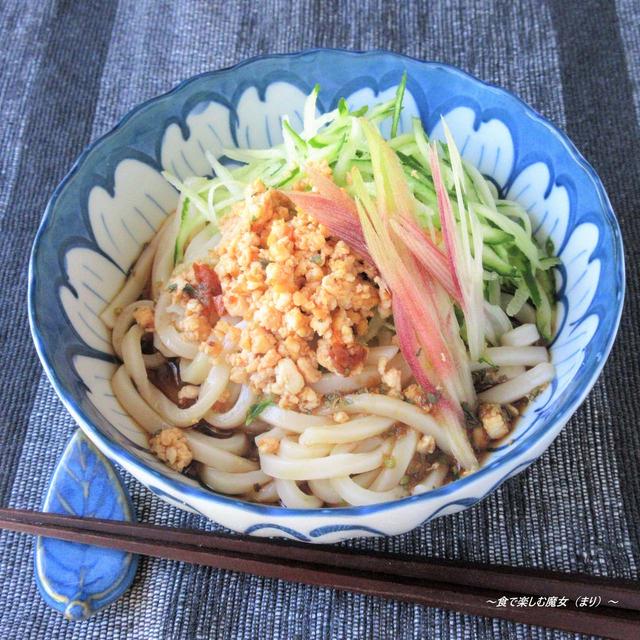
[102,189,554,508]
[101,81,557,507]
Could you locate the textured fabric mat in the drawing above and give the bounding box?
[0,1,638,638]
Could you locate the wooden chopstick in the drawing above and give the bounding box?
[2,508,638,638]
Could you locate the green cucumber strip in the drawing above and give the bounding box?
[463,161,495,209]
[473,203,540,269]
[535,277,553,341]
[390,72,407,138]
[283,118,307,149]
[483,245,518,276]
[174,198,206,265]
[522,267,542,307]
[481,225,512,244]
[412,117,431,170]
[487,278,501,306]
[496,201,533,237]
[387,133,414,149]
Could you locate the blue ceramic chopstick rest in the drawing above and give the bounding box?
[34,430,138,620]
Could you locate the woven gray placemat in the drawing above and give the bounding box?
[1,1,638,638]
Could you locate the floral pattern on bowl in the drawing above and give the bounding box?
[29,50,624,542]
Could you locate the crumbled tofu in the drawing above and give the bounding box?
[177,385,199,405]
[149,428,193,472]
[133,306,154,332]
[332,411,350,423]
[478,403,510,440]
[165,187,392,410]
[378,357,402,397]
[504,403,520,418]
[177,298,212,342]
[274,358,305,395]
[416,434,436,455]
[204,189,383,408]
[472,425,490,450]
[257,437,280,454]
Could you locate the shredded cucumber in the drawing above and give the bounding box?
[174,198,205,265]
[164,77,559,341]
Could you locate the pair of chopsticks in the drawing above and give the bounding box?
[2,508,638,638]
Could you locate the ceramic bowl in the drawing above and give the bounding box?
[29,50,624,542]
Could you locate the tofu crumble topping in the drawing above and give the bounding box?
[168,186,391,411]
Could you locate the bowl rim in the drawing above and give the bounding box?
[28,48,626,520]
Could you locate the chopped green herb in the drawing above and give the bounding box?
[461,402,480,428]
[383,456,396,469]
[426,392,441,405]
[182,283,197,297]
[310,253,323,264]
[399,475,410,486]
[324,392,341,408]
[167,282,177,292]
[245,396,275,425]
[479,355,496,367]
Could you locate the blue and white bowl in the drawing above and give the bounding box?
[29,50,624,542]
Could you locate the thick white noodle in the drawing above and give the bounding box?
[353,437,385,453]
[341,394,477,470]
[122,325,228,426]
[112,300,152,358]
[299,416,394,446]
[364,345,399,366]
[500,294,537,325]
[111,365,170,432]
[275,479,323,509]
[154,292,200,359]
[330,476,406,506]
[100,216,169,328]
[310,367,381,395]
[352,469,380,488]
[278,437,333,459]
[412,463,449,494]
[153,332,178,358]
[254,481,279,503]
[307,479,342,504]
[471,346,549,371]
[180,351,214,384]
[484,301,513,343]
[200,466,270,494]
[260,448,386,480]
[254,427,287,447]
[151,210,181,300]
[225,382,242,406]
[183,227,221,264]
[478,362,555,404]
[496,365,526,380]
[184,431,258,471]
[190,431,248,455]
[370,429,418,491]
[179,219,208,261]
[111,300,165,369]
[500,323,541,347]
[205,385,257,429]
[260,406,333,432]
[330,442,357,454]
